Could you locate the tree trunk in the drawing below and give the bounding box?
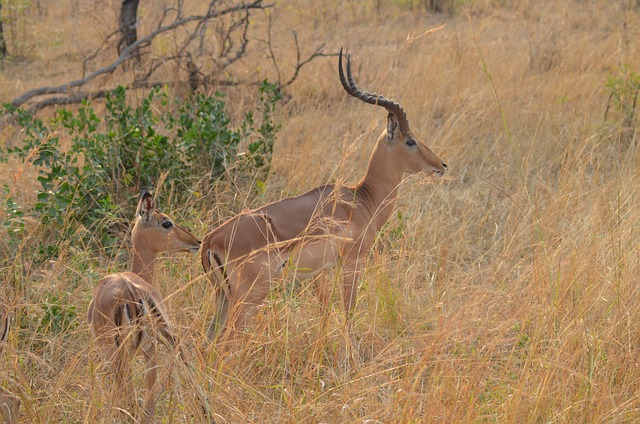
[0,2,7,58]
[118,0,140,59]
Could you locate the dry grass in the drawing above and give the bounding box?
[1,0,640,422]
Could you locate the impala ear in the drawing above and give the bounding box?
[386,112,399,144]
[136,187,155,221]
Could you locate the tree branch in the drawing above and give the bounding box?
[259,24,329,90]
[283,32,327,88]
[23,78,239,114]
[9,1,272,109]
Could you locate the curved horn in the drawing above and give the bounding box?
[338,47,410,133]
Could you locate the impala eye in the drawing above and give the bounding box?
[406,139,417,147]
[162,221,173,229]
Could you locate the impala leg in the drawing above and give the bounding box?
[105,346,137,418]
[221,251,279,350]
[108,347,136,412]
[225,283,270,347]
[0,387,20,424]
[341,261,361,327]
[141,345,159,423]
[289,237,339,326]
[307,271,334,368]
[313,272,331,313]
[312,272,335,343]
[341,261,361,360]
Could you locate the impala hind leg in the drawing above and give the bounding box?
[219,252,281,351]
[141,346,159,423]
[107,348,136,413]
[288,237,339,327]
[0,387,19,424]
[224,284,271,349]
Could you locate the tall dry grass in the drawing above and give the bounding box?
[1,0,640,422]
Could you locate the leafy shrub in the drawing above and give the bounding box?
[605,66,640,130]
[1,81,281,254]
[37,295,78,336]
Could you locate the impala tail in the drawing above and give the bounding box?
[112,292,144,350]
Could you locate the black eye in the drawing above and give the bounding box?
[162,221,173,229]
[406,139,417,147]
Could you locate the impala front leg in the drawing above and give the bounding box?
[313,272,331,314]
[339,260,362,367]
[341,260,362,334]
[310,271,336,345]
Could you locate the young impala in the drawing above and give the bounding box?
[201,48,447,349]
[1,303,19,424]
[87,188,200,421]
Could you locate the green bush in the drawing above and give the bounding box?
[605,65,640,130]
[37,295,79,336]
[1,81,281,255]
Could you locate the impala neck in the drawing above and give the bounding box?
[132,243,157,285]
[354,139,403,231]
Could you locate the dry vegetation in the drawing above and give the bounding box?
[1,0,640,422]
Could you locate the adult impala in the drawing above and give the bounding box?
[87,188,200,421]
[1,303,19,424]
[201,48,447,348]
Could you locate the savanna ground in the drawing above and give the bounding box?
[1,0,640,422]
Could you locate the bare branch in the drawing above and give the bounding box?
[26,91,109,113]
[263,14,282,85]
[82,29,122,78]
[257,19,329,91]
[283,32,327,88]
[22,78,239,114]
[9,1,272,110]
[216,5,251,69]
[137,1,251,86]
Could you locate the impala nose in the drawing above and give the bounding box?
[433,162,447,177]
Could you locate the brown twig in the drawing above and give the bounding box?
[283,32,327,88]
